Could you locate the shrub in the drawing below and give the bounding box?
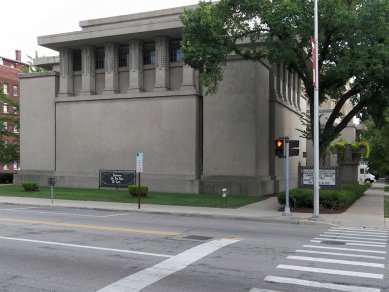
[128,185,148,197]
[277,184,369,210]
[22,182,39,192]
[0,173,13,184]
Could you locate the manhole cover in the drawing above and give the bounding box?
[322,240,346,245]
[183,235,213,241]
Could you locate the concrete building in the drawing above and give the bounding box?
[16,5,306,195]
[0,50,25,174]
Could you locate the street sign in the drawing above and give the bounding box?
[136,152,143,173]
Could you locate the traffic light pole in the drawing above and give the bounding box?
[283,140,291,216]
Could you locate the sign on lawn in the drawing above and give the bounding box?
[298,165,340,190]
[99,170,136,189]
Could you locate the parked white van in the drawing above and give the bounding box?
[359,164,376,183]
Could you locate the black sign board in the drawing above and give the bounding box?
[99,170,136,189]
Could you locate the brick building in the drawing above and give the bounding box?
[0,50,26,173]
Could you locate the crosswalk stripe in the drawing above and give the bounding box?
[325,231,388,238]
[277,264,383,279]
[303,244,386,254]
[311,239,385,248]
[314,237,386,245]
[295,249,385,260]
[331,227,387,234]
[287,255,384,268]
[264,276,381,292]
[319,235,387,241]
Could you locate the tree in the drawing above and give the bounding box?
[19,51,46,73]
[362,111,389,177]
[0,89,20,165]
[181,0,389,159]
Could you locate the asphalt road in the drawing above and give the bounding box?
[0,203,387,292]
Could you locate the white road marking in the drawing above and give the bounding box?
[0,208,128,218]
[277,264,383,279]
[97,238,240,292]
[325,231,388,238]
[249,288,282,292]
[264,276,381,292]
[0,207,37,211]
[287,255,384,268]
[295,249,385,260]
[319,234,387,241]
[0,236,171,258]
[303,244,386,254]
[330,227,388,234]
[314,237,386,245]
[311,240,386,248]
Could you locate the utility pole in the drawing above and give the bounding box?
[313,0,320,217]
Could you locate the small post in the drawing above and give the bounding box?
[221,187,228,207]
[283,140,291,216]
[48,176,55,204]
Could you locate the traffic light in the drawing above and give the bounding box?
[289,140,300,157]
[275,139,285,158]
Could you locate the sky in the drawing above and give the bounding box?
[1,0,199,63]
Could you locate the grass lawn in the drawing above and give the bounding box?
[385,186,389,192]
[0,185,265,208]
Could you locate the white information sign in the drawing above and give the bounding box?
[136,152,143,173]
[302,169,336,186]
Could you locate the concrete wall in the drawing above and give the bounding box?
[200,59,275,196]
[16,72,58,185]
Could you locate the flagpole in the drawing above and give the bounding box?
[313,0,320,217]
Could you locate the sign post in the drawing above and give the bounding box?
[283,140,291,216]
[221,187,228,207]
[136,152,144,209]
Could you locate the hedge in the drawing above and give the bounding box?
[128,185,149,197]
[22,182,40,192]
[277,184,369,210]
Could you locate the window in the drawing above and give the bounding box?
[143,43,156,65]
[13,161,18,170]
[95,48,105,69]
[3,83,8,95]
[3,164,8,171]
[3,103,7,113]
[13,125,18,133]
[119,46,129,67]
[13,107,18,115]
[13,85,18,96]
[2,122,7,131]
[73,50,82,71]
[170,40,183,62]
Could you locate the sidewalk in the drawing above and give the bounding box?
[0,182,387,229]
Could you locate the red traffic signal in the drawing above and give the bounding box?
[275,139,285,158]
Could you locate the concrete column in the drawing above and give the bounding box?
[181,64,195,90]
[154,36,170,91]
[103,43,119,94]
[127,40,144,93]
[80,46,96,95]
[59,48,74,96]
[277,63,283,100]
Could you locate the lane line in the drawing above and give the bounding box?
[264,276,381,292]
[313,238,386,246]
[330,227,387,234]
[97,238,241,292]
[325,231,388,238]
[0,217,181,236]
[0,207,37,211]
[287,255,384,268]
[0,209,128,218]
[295,249,385,260]
[250,288,282,292]
[0,236,172,258]
[319,235,387,241]
[303,244,386,254]
[277,264,383,279]
[311,240,386,248]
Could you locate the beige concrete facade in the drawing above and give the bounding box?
[16,5,306,195]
